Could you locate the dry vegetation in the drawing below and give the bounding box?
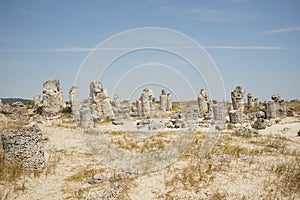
[0,116,299,199]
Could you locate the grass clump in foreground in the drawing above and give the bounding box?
[0,152,27,199]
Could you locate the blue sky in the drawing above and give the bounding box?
[0,0,299,101]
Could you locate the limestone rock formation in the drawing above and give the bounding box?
[265,94,287,118]
[113,94,121,108]
[247,93,259,110]
[90,81,114,120]
[41,79,63,118]
[231,86,245,111]
[160,89,172,111]
[198,89,210,117]
[229,109,243,124]
[80,105,94,128]
[69,86,81,121]
[1,123,45,170]
[137,88,155,117]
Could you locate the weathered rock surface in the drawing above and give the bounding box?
[265,94,287,118]
[159,89,172,111]
[138,88,155,117]
[229,109,243,124]
[113,94,121,108]
[1,123,45,170]
[231,86,245,111]
[247,93,256,110]
[41,79,63,118]
[69,86,81,121]
[80,105,94,128]
[198,89,210,117]
[90,81,114,120]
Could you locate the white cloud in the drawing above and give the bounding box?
[206,46,285,50]
[262,26,300,34]
[0,45,286,53]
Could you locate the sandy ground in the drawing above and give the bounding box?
[1,116,300,199]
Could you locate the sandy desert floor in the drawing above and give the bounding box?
[1,115,300,200]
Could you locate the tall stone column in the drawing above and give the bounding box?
[69,86,81,121]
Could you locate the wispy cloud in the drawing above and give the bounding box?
[206,46,285,50]
[0,45,286,53]
[261,26,300,34]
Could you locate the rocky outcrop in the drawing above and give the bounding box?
[198,89,210,117]
[90,81,114,120]
[231,86,245,111]
[1,123,45,170]
[69,86,81,121]
[265,94,287,118]
[41,79,63,118]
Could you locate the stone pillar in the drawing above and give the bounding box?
[136,99,142,116]
[212,101,226,130]
[141,89,151,118]
[69,86,81,121]
[247,93,255,110]
[198,89,210,117]
[254,98,259,107]
[231,86,245,111]
[159,89,168,111]
[80,106,94,128]
[212,102,225,121]
[265,94,287,118]
[113,94,121,108]
[34,95,42,107]
[1,123,45,170]
[229,109,243,123]
[265,100,276,119]
[90,81,114,120]
[166,93,172,111]
[41,79,64,118]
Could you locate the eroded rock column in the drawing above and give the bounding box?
[198,89,210,117]
[231,86,245,111]
[41,79,63,118]
[90,81,114,120]
[69,86,81,121]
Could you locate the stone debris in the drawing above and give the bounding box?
[1,101,31,121]
[265,94,287,119]
[112,120,124,125]
[80,105,94,128]
[1,123,45,170]
[198,89,210,117]
[231,86,245,111]
[100,182,122,200]
[41,79,64,118]
[90,81,114,120]
[159,89,172,111]
[69,86,81,121]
